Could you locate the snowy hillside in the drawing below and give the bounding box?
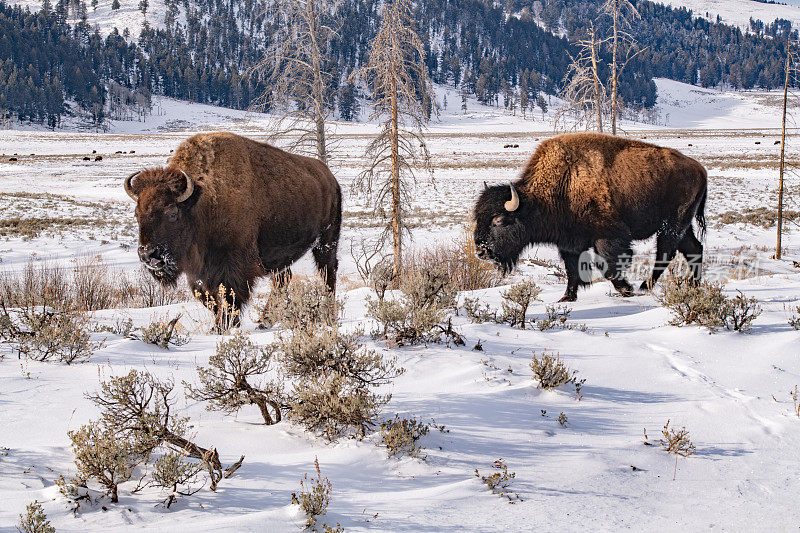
[12,0,166,37]
[662,0,800,29]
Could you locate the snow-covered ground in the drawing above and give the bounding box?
[11,0,168,38]
[660,0,800,29]
[1,79,800,531]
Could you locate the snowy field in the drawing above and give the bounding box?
[2,80,800,531]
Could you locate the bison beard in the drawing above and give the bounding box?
[125,132,342,329]
[473,133,707,302]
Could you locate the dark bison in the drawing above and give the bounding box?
[124,131,341,326]
[473,133,707,301]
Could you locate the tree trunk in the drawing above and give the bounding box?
[163,432,221,471]
[307,0,328,164]
[611,6,619,135]
[390,75,402,279]
[590,31,603,133]
[778,37,791,260]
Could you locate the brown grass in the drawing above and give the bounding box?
[404,224,502,291]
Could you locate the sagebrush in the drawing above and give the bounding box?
[659,278,761,332]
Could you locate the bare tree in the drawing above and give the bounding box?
[555,25,607,132]
[602,0,642,134]
[352,0,436,278]
[251,0,339,164]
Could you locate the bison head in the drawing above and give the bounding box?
[124,167,199,286]
[473,183,531,275]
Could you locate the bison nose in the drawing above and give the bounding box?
[138,244,153,262]
[138,245,163,268]
[476,246,489,259]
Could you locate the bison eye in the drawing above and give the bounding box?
[492,215,507,227]
[166,208,178,222]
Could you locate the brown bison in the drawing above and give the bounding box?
[124,131,341,326]
[473,133,707,301]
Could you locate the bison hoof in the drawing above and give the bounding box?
[558,294,577,303]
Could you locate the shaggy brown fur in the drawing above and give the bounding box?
[126,132,341,327]
[473,133,707,301]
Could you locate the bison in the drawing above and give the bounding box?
[124,131,341,326]
[473,133,707,301]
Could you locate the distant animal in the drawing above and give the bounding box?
[8,157,16,162]
[124,132,342,327]
[82,156,90,161]
[473,133,707,301]
[95,155,103,161]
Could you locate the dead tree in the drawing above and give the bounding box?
[351,0,436,278]
[602,0,642,134]
[555,25,607,132]
[251,0,339,164]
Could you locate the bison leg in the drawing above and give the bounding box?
[594,239,634,297]
[558,250,584,302]
[312,224,340,294]
[677,228,703,282]
[640,232,680,291]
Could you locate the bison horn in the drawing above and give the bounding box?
[124,171,140,202]
[176,169,195,203]
[505,183,520,212]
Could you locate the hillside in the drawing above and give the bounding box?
[2,0,798,133]
[663,0,800,30]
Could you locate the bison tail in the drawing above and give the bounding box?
[694,189,707,240]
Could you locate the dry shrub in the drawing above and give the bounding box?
[16,501,54,533]
[185,331,284,425]
[289,373,388,441]
[659,278,761,332]
[0,264,102,363]
[534,304,587,331]
[404,225,502,291]
[131,266,188,308]
[659,419,696,480]
[195,284,241,333]
[151,450,203,507]
[87,370,227,489]
[379,415,431,458]
[282,326,402,440]
[529,351,584,395]
[134,314,190,349]
[68,418,149,503]
[292,457,332,530]
[66,369,245,507]
[73,255,123,311]
[462,296,498,323]
[0,261,70,312]
[15,311,101,363]
[474,459,521,503]
[790,306,800,330]
[500,280,541,328]
[257,279,338,330]
[367,264,462,346]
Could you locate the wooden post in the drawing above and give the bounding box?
[778,37,791,260]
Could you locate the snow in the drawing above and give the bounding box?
[11,0,168,38]
[2,79,800,531]
[661,0,800,29]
